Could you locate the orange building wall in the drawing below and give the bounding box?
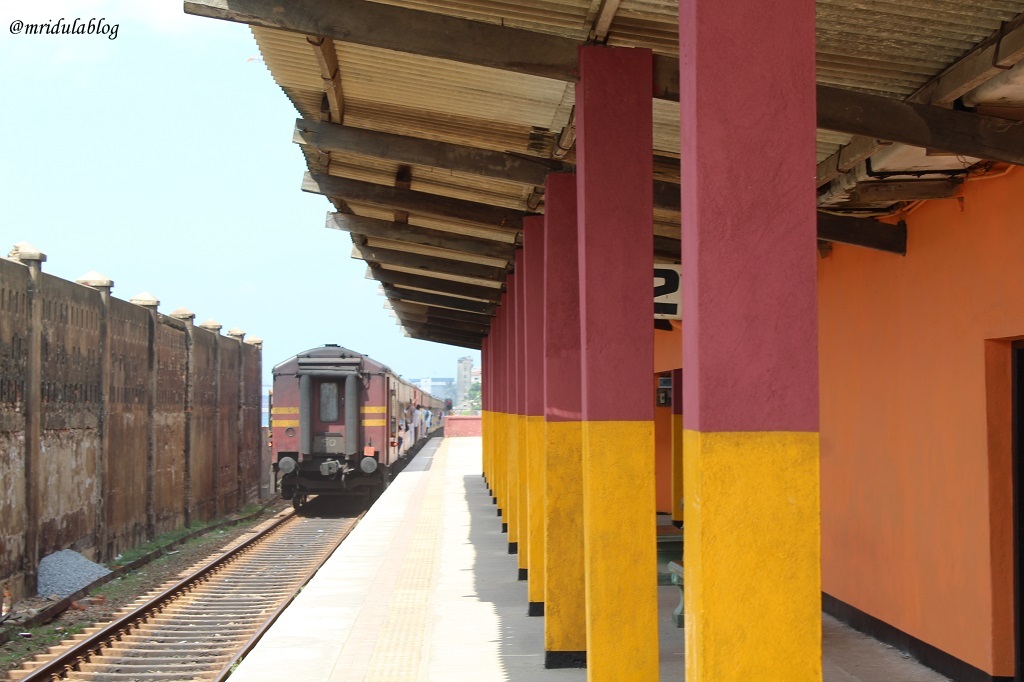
[654,326,683,514]
[818,170,1021,676]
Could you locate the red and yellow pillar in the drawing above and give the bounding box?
[514,251,529,577]
[542,172,587,667]
[493,295,507,529]
[577,45,658,680]
[505,273,521,556]
[679,0,821,678]
[523,216,547,613]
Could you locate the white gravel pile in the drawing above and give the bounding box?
[37,549,111,598]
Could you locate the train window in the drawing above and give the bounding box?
[320,382,340,422]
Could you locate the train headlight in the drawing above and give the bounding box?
[359,456,378,474]
[278,456,296,474]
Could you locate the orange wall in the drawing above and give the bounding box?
[654,375,672,513]
[819,170,1021,676]
[654,326,682,514]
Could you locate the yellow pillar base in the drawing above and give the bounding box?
[684,430,821,682]
[518,414,529,570]
[506,412,520,546]
[583,420,658,680]
[544,420,586,655]
[526,415,546,607]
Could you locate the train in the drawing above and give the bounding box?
[270,344,445,507]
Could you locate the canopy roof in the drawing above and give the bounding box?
[187,0,1024,348]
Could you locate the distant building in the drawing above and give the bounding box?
[456,356,474,405]
[411,377,457,403]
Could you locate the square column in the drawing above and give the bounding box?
[576,45,658,680]
[515,249,529,577]
[523,216,547,613]
[542,172,587,667]
[494,296,508,526]
[504,275,521,555]
[679,0,821,679]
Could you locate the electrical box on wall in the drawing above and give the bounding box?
[656,375,671,407]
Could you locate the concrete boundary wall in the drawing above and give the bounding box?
[0,249,262,601]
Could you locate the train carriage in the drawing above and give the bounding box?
[270,344,443,507]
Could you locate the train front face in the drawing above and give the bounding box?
[271,349,386,500]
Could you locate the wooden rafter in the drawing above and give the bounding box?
[306,36,344,124]
[328,212,515,261]
[304,172,528,231]
[850,179,962,205]
[404,329,482,350]
[816,213,907,255]
[590,0,623,42]
[353,242,507,281]
[296,119,559,186]
[371,267,503,302]
[386,299,493,325]
[381,285,498,316]
[817,84,1024,168]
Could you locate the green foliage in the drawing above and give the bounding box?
[465,381,482,413]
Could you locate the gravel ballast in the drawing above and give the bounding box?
[36,550,111,598]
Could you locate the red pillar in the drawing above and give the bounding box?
[576,45,657,680]
[523,216,547,612]
[679,0,820,677]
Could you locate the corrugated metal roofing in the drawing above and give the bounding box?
[239,0,1024,345]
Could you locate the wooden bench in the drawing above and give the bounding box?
[667,560,684,627]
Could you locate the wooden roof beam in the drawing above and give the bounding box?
[403,318,489,337]
[850,179,962,204]
[296,119,562,186]
[328,212,515,261]
[371,267,503,302]
[306,36,345,123]
[353,242,507,281]
[304,172,528,232]
[404,329,482,350]
[589,0,623,42]
[302,120,683,215]
[387,299,494,326]
[817,84,1024,168]
[817,12,1024,186]
[184,0,679,99]
[651,211,910,256]
[816,213,907,255]
[382,285,498,316]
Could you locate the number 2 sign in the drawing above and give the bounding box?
[654,266,682,320]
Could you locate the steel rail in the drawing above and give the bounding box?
[212,509,365,681]
[16,506,350,681]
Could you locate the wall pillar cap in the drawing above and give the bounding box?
[226,328,246,341]
[199,319,223,333]
[169,307,196,323]
[129,291,160,309]
[8,242,47,263]
[76,270,114,290]
[245,336,263,348]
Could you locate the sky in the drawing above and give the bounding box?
[0,0,480,387]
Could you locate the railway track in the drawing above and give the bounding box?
[10,501,361,682]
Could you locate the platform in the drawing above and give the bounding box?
[231,436,950,681]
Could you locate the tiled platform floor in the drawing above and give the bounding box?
[231,436,949,681]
